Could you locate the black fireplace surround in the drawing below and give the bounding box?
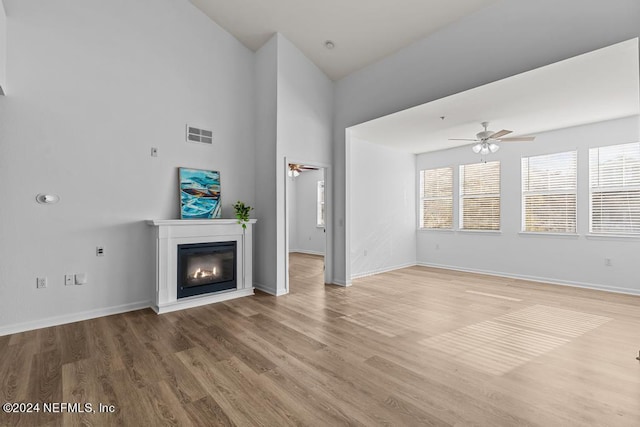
[177,241,237,299]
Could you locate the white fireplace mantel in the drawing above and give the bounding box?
[147,219,256,314]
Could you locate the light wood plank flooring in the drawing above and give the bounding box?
[1,253,639,426]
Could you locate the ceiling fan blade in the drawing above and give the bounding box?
[489,129,512,139]
[448,138,478,141]
[498,136,536,142]
[299,166,319,170]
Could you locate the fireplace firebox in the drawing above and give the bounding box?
[177,241,237,299]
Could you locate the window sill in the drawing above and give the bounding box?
[518,232,579,239]
[418,228,455,233]
[586,233,640,241]
[457,229,502,235]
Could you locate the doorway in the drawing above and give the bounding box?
[284,160,332,294]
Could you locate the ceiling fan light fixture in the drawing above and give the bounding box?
[288,164,302,178]
[460,122,527,155]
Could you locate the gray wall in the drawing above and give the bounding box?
[253,36,278,294]
[0,0,6,94]
[350,138,416,278]
[334,0,640,285]
[275,34,333,295]
[0,0,255,333]
[254,34,333,296]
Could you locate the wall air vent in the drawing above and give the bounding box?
[186,124,213,144]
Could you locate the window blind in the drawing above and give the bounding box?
[459,161,500,230]
[522,151,577,233]
[589,142,640,234]
[419,167,453,229]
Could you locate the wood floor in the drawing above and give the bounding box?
[1,253,640,426]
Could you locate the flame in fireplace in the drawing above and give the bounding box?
[189,266,219,280]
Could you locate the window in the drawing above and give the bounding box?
[317,180,325,227]
[419,167,453,229]
[589,142,640,234]
[522,151,577,233]
[459,161,500,230]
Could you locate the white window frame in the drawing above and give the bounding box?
[459,161,501,231]
[316,180,325,227]
[589,142,640,235]
[419,167,453,230]
[521,150,577,234]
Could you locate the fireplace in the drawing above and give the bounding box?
[177,241,237,298]
[148,219,255,314]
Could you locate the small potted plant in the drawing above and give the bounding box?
[233,201,253,229]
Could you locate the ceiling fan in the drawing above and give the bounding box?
[449,121,535,154]
[288,163,318,177]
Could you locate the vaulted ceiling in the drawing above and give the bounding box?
[189,0,498,80]
[188,2,639,154]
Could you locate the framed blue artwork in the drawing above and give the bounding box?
[179,168,221,219]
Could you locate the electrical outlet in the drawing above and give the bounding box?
[605,258,612,267]
[364,249,368,256]
[435,243,440,250]
[151,147,158,157]
[36,277,47,289]
[65,274,74,286]
[96,246,104,256]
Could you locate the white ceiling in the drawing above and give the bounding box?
[350,39,640,154]
[189,0,498,80]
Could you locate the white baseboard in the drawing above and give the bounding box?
[351,261,417,280]
[253,282,288,296]
[0,300,151,337]
[331,279,351,287]
[253,282,271,294]
[289,249,325,256]
[416,262,640,297]
[153,288,254,314]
